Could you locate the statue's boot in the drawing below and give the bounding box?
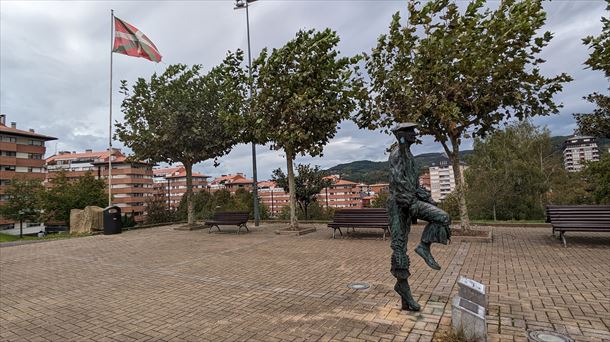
[415,243,441,270]
[394,281,421,311]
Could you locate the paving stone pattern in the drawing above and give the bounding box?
[1,224,609,341]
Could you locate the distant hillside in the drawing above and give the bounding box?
[326,135,609,184]
[326,150,473,184]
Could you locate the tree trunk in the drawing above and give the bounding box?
[448,138,471,230]
[185,163,194,226]
[493,202,497,222]
[286,150,299,230]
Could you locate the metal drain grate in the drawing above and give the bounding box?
[527,330,574,342]
[347,282,370,290]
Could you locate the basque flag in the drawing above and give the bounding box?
[113,17,162,63]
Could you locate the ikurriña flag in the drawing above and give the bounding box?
[113,16,162,63]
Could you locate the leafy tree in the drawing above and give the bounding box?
[583,152,610,204]
[41,171,107,224]
[355,0,572,228]
[271,164,332,220]
[574,1,610,138]
[145,196,177,224]
[248,29,364,229]
[548,170,594,205]
[465,122,559,220]
[176,188,270,221]
[371,190,389,208]
[0,178,43,224]
[278,201,334,221]
[116,52,247,226]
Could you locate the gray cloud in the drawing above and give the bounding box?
[1,0,607,180]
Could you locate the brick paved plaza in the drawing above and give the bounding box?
[1,224,609,342]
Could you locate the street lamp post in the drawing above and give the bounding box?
[234,0,260,226]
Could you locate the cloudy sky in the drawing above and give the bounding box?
[1,0,607,179]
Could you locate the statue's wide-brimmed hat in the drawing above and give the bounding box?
[391,122,418,133]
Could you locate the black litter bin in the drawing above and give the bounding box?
[103,206,122,235]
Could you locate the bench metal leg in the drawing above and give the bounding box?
[383,228,386,241]
[209,225,220,234]
[332,228,336,239]
[560,231,567,247]
[237,224,249,235]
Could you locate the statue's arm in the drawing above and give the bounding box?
[389,152,416,206]
[416,186,436,205]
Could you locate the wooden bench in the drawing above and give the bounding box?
[205,211,250,234]
[328,208,389,239]
[546,205,610,247]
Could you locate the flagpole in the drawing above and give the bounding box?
[108,9,114,207]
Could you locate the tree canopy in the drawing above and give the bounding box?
[248,28,364,229]
[40,171,107,225]
[271,164,331,220]
[574,1,610,138]
[116,52,247,225]
[0,178,44,223]
[355,0,572,228]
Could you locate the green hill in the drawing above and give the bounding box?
[326,136,609,184]
[326,150,473,184]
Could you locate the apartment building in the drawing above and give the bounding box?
[153,166,209,209]
[429,158,466,203]
[320,175,363,209]
[0,115,57,227]
[257,180,289,216]
[46,149,153,222]
[419,172,431,192]
[369,183,389,195]
[563,135,600,172]
[209,173,253,194]
[92,155,154,221]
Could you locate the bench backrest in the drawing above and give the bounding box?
[546,205,610,225]
[213,211,249,223]
[332,208,389,224]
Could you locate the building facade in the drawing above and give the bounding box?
[257,181,289,216]
[209,173,253,194]
[46,149,154,222]
[0,115,57,227]
[319,175,363,209]
[153,166,210,209]
[563,136,600,172]
[92,155,154,221]
[429,159,466,203]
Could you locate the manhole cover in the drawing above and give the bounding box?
[348,282,370,290]
[527,331,574,342]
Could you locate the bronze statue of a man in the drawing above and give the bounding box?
[388,123,451,311]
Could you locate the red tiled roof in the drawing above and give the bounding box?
[258,180,277,188]
[333,179,357,185]
[0,125,57,141]
[153,166,182,176]
[92,154,150,165]
[46,150,114,163]
[210,174,251,185]
[163,166,209,179]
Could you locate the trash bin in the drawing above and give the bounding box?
[103,206,122,235]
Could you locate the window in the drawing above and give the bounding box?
[0,136,17,143]
[28,153,43,160]
[0,179,11,186]
[29,140,44,146]
[0,151,16,157]
[0,165,16,171]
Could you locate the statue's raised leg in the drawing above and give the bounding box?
[411,201,451,270]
